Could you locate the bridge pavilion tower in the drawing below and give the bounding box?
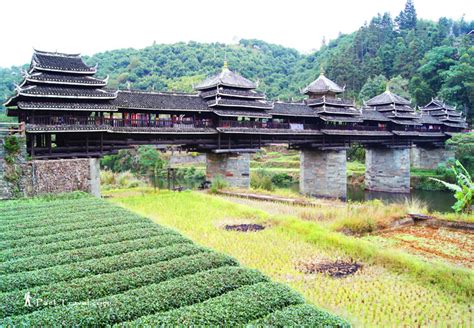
[298,70,358,199]
[363,87,417,193]
[195,61,272,188]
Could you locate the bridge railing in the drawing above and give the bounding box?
[27,116,214,129]
[218,120,290,129]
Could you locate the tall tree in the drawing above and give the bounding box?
[396,0,417,30]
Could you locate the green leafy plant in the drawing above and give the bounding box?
[210,175,228,193]
[430,161,473,213]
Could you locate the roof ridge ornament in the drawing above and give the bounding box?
[319,64,325,76]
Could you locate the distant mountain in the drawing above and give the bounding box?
[1,1,472,122]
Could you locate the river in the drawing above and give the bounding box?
[347,185,455,213]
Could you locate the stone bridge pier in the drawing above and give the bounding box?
[299,149,347,199]
[410,146,454,170]
[365,147,410,193]
[206,152,250,188]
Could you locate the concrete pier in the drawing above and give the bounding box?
[410,146,454,170]
[365,147,410,193]
[206,153,250,188]
[300,149,347,199]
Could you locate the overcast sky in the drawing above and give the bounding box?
[0,0,471,68]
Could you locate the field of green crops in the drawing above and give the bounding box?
[107,188,474,327]
[0,193,348,327]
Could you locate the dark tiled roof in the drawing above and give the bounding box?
[17,86,117,99]
[207,98,273,110]
[213,109,271,118]
[318,115,362,123]
[32,50,96,74]
[417,132,447,137]
[321,129,393,136]
[443,122,468,128]
[392,131,421,136]
[113,90,209,111]
[372,104,415,112]
[306,97,354,107]
[314,106,361,116]
[419,115,442,124]
[366,90,411,106]
[388,112,420,119]
[200,88,264,99]
[390,119,422,126]
[18,101,117,112]
[269,102,316,117]
[25,72,107,86]
[302,74,344,95]
[216,127,323,135]
[195,66,256,90]
[361,109,391,122]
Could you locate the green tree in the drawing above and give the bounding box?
[439,47,474,123]
[359,75,387,101]
[396,0,417,30]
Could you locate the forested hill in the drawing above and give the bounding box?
[1,0,473,121]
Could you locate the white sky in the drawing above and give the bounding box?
[0,0,472,68]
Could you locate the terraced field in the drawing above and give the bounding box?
[0,194,348,327]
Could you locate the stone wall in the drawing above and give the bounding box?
[410,146,454,170]
[300,149,347,199]
[206,153,250,188]
[0,135,28,199]
[365,148,410,193]
[23,158,101,197]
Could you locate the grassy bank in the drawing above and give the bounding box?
[107,188,473,327]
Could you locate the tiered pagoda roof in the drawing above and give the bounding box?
[302,70,345,96]
[303,72,361,123]
[196,62,273,118]
[421,99,467,128]
[4,50,117,113]
[365,88,420,127]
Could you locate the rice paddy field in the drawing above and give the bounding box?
[107,188,474,327]
[0,193,348,327]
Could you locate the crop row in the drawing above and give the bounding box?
[1,243,204,292]
[0,197,106,219]
[5,266,268,326]
[119,281,303,327]
[0,233,189,275]
[0,213,146,241]
[249,304,351,327]
[1,251,236,317]
[0,224,176,262]
[0,221,156,251]
[0,206,132,230]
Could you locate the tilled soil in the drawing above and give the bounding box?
[224,224,265,232]
[298,260,362,278]
[379,226,474,268]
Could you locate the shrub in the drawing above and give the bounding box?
[0,224,173,261]
[6,267,268,326]
[0,252,235,317]
[1,243,203,292]
[0,211,145,241]
[271,173,294,188]
[251,169,274,191]
[124,282,304,326]
[0,234,189,275]
[250,304,351,328]
[210,175,228,193]
[0,221,154,251]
